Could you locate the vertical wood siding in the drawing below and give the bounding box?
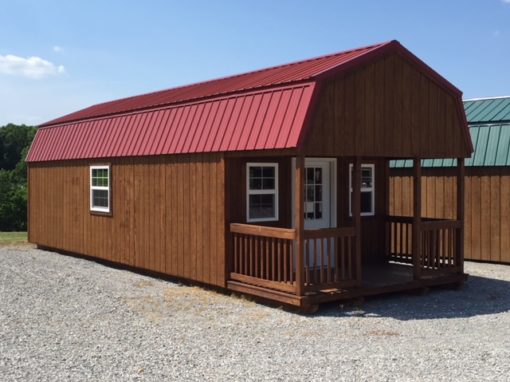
[390,168,510,264]
[28,154,226,287]
[304,53,468,158]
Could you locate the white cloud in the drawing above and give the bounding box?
[0,54,65,79]
[53,45,63,53]
[502,0,510,4]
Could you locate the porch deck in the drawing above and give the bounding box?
[228,262,467,310]
[227,215,466,311]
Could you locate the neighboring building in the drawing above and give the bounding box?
[27,40,472,311]
[391,96,510,264]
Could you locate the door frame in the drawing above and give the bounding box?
[291,157,337,229]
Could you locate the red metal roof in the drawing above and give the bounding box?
[28,84,315,161]
[27,40,469,162]
[40,42,387,127]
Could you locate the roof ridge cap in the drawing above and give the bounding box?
[464,96,510,101]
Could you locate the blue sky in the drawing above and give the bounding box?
[1,0,509,126]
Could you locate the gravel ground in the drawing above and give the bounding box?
[1,246,509,381]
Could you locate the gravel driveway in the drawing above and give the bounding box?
[1,246,509,381]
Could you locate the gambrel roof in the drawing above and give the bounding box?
[27,40,468,162]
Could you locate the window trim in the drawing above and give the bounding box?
[349,163,375,217]
[246,162,279,223]
[90,164,111,214]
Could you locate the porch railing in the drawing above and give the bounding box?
[229,223,357,295]
[303,227,357,291]
[386,216,462,276]
[420,219,462,274]
[385,216,413,264]
[230,223,297,293]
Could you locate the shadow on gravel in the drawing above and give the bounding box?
[317,275,510,320]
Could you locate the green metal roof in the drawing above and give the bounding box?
[391,97,510,168]
[464,97,510,124]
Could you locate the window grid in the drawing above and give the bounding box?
[90,165,110,213]
[246,163,278,222]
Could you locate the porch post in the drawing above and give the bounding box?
[456,157,465,274]
[352,157,362,285]
[294,155,305,296]
[412,158,422,280]
[383,159,390,260]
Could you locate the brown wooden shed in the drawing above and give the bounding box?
[391,96,510,264]
[27,41,473,310]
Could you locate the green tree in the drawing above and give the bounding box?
[0,124,36,231]
[0,124,36,171]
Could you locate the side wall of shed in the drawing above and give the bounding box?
[28,154,227,287]
[390,168,510,264]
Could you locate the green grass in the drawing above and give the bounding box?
[0,232,28,245]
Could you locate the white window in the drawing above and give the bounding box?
[246,163,278,222]
[349,163,375,216]
[90,165,111,213]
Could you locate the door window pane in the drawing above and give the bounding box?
[304,166,324,220]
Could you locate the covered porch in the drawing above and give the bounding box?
[226,156,466,310]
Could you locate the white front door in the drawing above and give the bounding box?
[292,158,336,229]
[304,160,332,230]
[304,159,336,267]
[293,158,337,267]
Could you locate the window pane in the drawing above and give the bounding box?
[249,194,275,219]
[362,167,372,188]
[262,178,275,190]
[306,185,314,202]
[262,166,274,178]
[315,185,322,202]
[306,168,314,183]
[92,189,109,208]
[91,168,109,187]
[249,166,262,178]
[315,168,322,183]
[361,191,372,214]
[249,177,262,190]
[315,202,322,219]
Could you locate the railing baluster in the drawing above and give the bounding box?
[271,238,275,281]
[346,236,354,280]
[310,239,319,284]
[399,221,404,259]
[283,240,288,283]
[450,228,454,266]
[290,241,294,283]
[276,239,281,282]
[304,239,309,286]
[328,236,336,283]
[319,238,324,284]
